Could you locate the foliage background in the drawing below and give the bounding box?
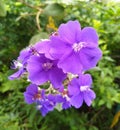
[0,0,120,130]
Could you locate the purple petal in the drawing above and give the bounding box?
[8,68,25,80]
[40,106,49,117]
[49,67,66,90]
[27,55,48,85]
[28,70,48,85]
[41,89,45,99]
[58,51,83,74]
[47,94,56,103]
[49,36,71,59]
[77,27,98,47]
[70,94,83,108]
[26,84,38,95]
[34,40,50,53]
[34,40,52,59]
[23,84,38,104]
[79,47,102,70]
[79,74,92,86]
[58,20,81,44]
[42,100,54,111]
[62,101,71,109]
[38,100,54,116]
[88,89,96,99]
[55,94,64,103]
[83,89,96,106]
[24,93,35,104]
[18,48,31,64]
[68,78,80,96]
[47,94,54,99]
[27,55,43,72]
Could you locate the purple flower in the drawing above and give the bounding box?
[48,20,102,74]
[24,84,55,116]
[24,84,42,104]
[68,74,96,108]
[27,54,66,90]
[36,99,54,117]
[8,48,32,80]
[8,20,102,116]
[51,93,71,110]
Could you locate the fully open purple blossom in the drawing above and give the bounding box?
[24,84,55,116]
[48,20,102,74]
[27,54,66,91]
[24,84,42,104]
[68,74,96,108]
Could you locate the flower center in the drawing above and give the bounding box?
[42,62,53,71]
[62,90,70,101]
[33,93,41,100]
[72,42,86,52]
[80,85,90,92]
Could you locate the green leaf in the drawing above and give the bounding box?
[98,100,105,106]
[115,66,120,71]
[104,56,114,62]
[0,114,19,130]
[112,93,120,103]
[0,0,6,17]
[89,126,98,130]
[43,3,64,17]
[29,32,48,45]
[106,102,112,109]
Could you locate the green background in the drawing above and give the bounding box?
[0,0,120,130]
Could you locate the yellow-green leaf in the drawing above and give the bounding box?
[0,0,6,17]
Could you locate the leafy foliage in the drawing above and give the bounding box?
[0,0,120,130]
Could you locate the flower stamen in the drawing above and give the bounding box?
[42,62,53,71]
[72,42,86,52]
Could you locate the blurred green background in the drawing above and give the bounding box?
[0,0,120,130]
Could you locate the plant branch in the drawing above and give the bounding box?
[18,0,40,10]
[88,106,106,124]
[18,0,43,31]
[36,10,42,31]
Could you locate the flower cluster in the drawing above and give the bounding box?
[8,20,102,116]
